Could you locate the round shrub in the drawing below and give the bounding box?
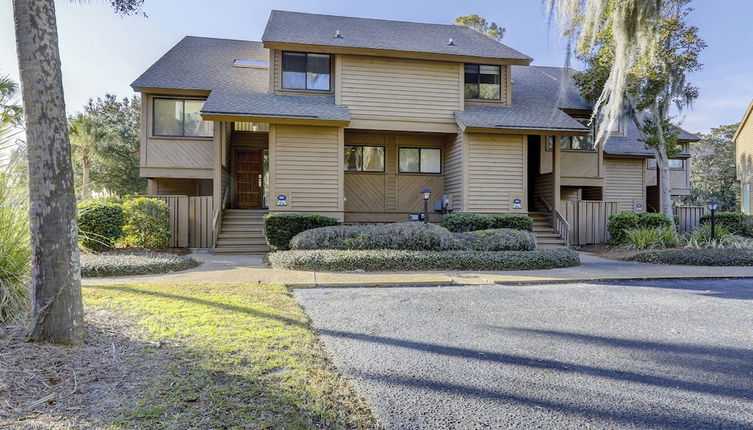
[607,212,673,244]
[269,249,581,272]
[78,200,125,251]
[450,229,536,251]
[629,248,753,266]
[264,212,340,250]
[290,222,453,251]
[440,213,533,232]
[700,212,749,236]
[81,251,199,277]
[122,197,171,249]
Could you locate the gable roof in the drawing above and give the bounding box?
[131,36,349,123]
[262,10,532,64]
[733,100,753,144]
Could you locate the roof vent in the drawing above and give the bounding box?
[447,38,455,46]
[335,30,343,38]
[234,59,268,69]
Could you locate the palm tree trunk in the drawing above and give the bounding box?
[82,157,90,201]
[13,0,84,345]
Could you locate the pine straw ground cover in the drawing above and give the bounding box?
[0,283,376,429]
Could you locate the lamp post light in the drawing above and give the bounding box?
[421,188,432,224]
[707,200,719,241]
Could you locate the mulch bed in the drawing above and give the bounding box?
[0,309,168,429]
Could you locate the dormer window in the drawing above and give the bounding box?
[282,52,331,91]
[464,64,501,100]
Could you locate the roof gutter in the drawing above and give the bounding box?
[201,111,350,126]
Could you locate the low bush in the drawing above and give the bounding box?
[607,212,673,244]
[264,213,340,250]
[440,213,533,232]
[78,200,125,251]
[290,223,453,251]
[629,248,753,266]
[624,227,680,250]
[81,251,199,277]
[0,171,30,325]
[269,249,580,272]
[700,212,751,236]
[451,229,536,251]
[122,198,171,249]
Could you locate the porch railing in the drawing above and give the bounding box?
[211,186,230,249]
[554,209,571,247]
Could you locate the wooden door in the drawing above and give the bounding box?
[235,150,264,208]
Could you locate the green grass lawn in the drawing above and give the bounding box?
[84,283,376,429]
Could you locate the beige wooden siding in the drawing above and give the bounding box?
[645,162,691,195]
[443,133,464,211]
[465,133,526,213]
[604,158,645,212]
[736,103,753,184]
[343,132,445,219]
[269,124,343,218]
[560,151,600,178]
[340,55,461,127]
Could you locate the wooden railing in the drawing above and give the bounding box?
[554,210,571,247]
[538,195,553,212]
[211,186,230,249]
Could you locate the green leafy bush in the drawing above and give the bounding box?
[264,212,339,250]
[122,197,171,249]
[269,249,580,272]
[629,248,753,266]
[440,212,533,232]
[81,251,198,277]
[290,223,453,251]
[78,200,125,251]
[607,212,673,244]
[624,227,680,249]
[0,172,30,325]
[451,229,536,251]
[699,212,750,236]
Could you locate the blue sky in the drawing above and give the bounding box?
[1,0,752,134]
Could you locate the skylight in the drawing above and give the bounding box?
[233,59,268,69]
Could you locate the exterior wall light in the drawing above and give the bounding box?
[421,188,431,224]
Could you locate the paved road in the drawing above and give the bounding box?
[296,279,753,429]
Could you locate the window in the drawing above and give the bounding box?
[282,52,331,91]
[647,159,684,169]
[464,64,501,100]
[153,98,213,138]
[399,148,441,174]
[344,146,385,172]
[560,118,595,151]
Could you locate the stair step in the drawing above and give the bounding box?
[218,232,265,238]
[214,245,270,254]
[221,226,265,233]
[216,238,268,246]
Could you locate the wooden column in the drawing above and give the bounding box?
[552,135,561,227]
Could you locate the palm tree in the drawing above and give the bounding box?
[69,113,113,200]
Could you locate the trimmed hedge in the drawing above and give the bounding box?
[700,212,752,236]
[290,223,453,251]
[629,248,753,266]
[264,212,339,250]
[268,249,580,272]
[607,212,674,244]
[451,229,536,251]
[78,200,124,251]
[81,252,199,277]
[440,213,533,232]
[122,198,171,249]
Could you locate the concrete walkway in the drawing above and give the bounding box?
[81,251,753,287]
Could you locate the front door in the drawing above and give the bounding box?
[235,150,264,208]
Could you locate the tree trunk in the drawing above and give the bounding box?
[655,152,675,222]
[13,0,84,345]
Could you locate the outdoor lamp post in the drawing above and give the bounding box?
[421,188,432,224]
[708,200,719,241]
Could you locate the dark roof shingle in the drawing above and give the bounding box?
[262,10,532,62]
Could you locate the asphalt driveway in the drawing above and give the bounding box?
[295,279,753,429]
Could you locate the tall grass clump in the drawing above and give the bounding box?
[0,168,30,325]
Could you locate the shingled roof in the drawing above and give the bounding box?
[130,36,350,123]
[262,10,532,63]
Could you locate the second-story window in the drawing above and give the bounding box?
[464,64,501,100]
[560,117,595,151]
[153,98,213,138]
[282,52,331,91]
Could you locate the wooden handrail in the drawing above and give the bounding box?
[538,195,553,212]
[554,209,571,247]
[211,186,230,249]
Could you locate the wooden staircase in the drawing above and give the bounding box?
[214,209,270,254]
[528,211,568,249]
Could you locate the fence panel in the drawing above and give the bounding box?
[559,201,620,245]
[188,196,214,248]
[674,206,706,234]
